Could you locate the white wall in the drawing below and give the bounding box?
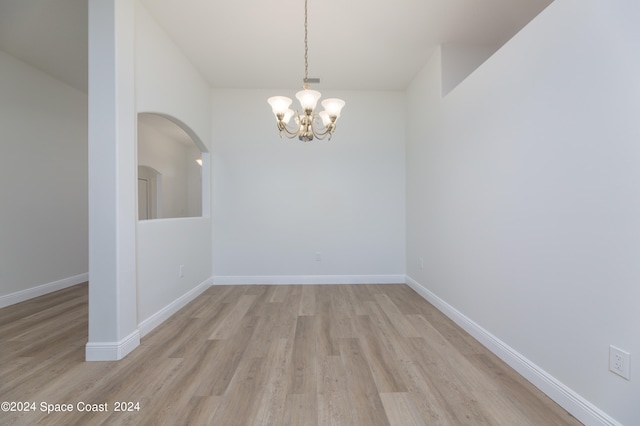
[135,4,211,140]
[134,1,212,326]
[406,1,640,424]
[212,89,405,283]
[0,50,87,302]
[136,217,211,323]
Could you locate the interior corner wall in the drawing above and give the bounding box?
[134,1,212,325]
[0,50,88,302]
[212,89,406,282]
[405,1,639,424]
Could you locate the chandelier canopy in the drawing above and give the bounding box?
[267,0,345,142]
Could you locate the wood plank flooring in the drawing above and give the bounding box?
[0,283,582,425]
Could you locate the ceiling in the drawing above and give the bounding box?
[0,0,553,93]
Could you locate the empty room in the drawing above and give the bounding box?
[0,0,637,424]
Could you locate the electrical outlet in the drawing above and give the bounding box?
[419,257,424,270]
[179,264,184,278]
[315,252,322,262]
[609,345,630,380]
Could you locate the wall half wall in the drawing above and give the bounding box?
[0,50,88,307]
[406,1,640,424]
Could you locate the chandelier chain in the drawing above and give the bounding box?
[304,0,308,83]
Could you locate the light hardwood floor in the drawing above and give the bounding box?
[0,283,582,425]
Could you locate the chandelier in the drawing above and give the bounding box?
[267,0,345,142]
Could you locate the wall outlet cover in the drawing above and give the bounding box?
[609,345,631,380]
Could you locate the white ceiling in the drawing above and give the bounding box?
[0,0,553,93]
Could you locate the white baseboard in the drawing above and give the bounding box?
[405,275,621,426]
[85,277,212,361]
[0,272,89,308]
[138,277,213,338]
[85,329,140,361]
[213,274,406,285]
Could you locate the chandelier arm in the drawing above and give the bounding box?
[311,119,335,136]
[310,121,336,140]
[277,112,304,138]
[311,130,329,141]
[278,129,298,139]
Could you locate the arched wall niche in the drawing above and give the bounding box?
[137,112,210,219]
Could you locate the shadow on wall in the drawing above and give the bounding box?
[137,112,207,220]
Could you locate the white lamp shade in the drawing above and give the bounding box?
[319,111,332,127]
[267,96,293,116]
[321,98,345,118]
[295,89,322,111]
[283,109,295,124]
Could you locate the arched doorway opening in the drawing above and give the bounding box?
[137,113,209,219]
